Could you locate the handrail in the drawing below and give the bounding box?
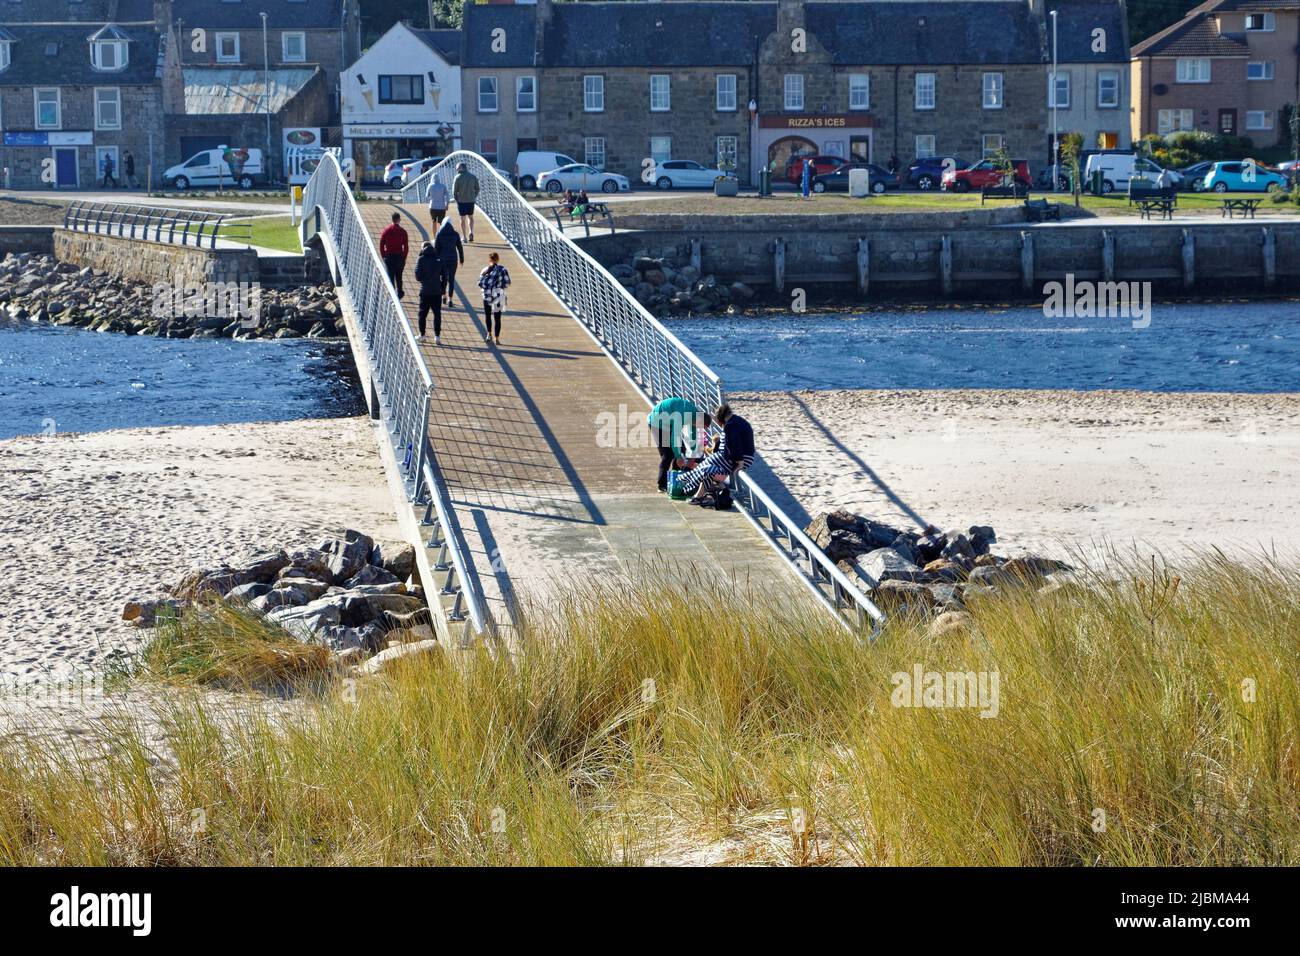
[301,153,487,638]
[61,200,242,250]
[402,152,885,637]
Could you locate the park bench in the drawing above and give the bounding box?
[1128,184,1178,220]
[980,183,1029,205]
[1023,198,1062,222]
[549,200,615,237]
[1220,197,1263,220]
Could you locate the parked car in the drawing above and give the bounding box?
[539,164,630,194]
[1274,158,1300,184]
[651,159,726,189]
[941,158,1032,192]
[1201,161,1289,193]
[785,154,846,184]
[383,157,416,189]
[164,147,265,190]
[515,150,580,191]
[1176,161,1216,191]
[399,156,447,186]
[1083,153,1178,194]
[907,156,970,190]
[811,163,899,194]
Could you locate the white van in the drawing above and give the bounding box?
[514,150,579,191]
[164,147,266,190]
[1084,153,1181,194]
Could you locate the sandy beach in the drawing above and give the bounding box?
[736,389,1300,562]
[0,417,400,687]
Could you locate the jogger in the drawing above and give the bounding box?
[452,162,480,242]
[477,252,511,344]
[427,180,449,228]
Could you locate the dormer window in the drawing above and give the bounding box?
[88,24,130,72]
[0,27,14,73]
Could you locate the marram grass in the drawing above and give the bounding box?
[0,553,1295,866]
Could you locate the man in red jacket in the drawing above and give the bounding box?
[379,211,409,300]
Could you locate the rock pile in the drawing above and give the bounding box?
[123,529,430,661]
[805,510,1077,634]
[0,252,343,340]
[608,253,755,318]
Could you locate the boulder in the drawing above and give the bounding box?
[890,534,917,565]
[967,565,1012,588]
[226,581,272,603]
[370,540,416,580]
[345,564,401,588]
[267,598,342,640]
[1003,556,1072,580]
[321,529,374,583]
[929,610,975,638]
[941,534,976,561]
[122,597,184,627]
[355,639,442,676]
[922,558,966,582]
[275,570,331,600]
[926,582,965,610]
[857,547,929,585]
[248,586,312,614]
[279,547,333,583]
[317,625,369,654]
[966,526,997,556]
[871,579,936,612]
[913,534,947,565]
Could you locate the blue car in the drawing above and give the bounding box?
[1201,161,1289,193]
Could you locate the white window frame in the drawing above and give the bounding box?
[583,75,604,112]
[91,40,128,72]
[649,135,672,165]
[1245,13,1275,31]
[1157,108,1194,135]
[281,32,306,63]
[915,72,935,110]
[0,40,9,73]
[478,138,498,163]
[784,73,804,111]
[716,134,738,169]
[981,133,1004,159]
[1097,70,1120,108]
[1246,110,1274,131]
[914,134,936,159]
[516,75,537,113]
[34,88,61,130]
[584,136,605,169]
[216,32,240,63]
[849,73,870,110]
[650,74,670,112]
[1048,71,1070,108]
[716,74,737,112]
[982,72,1003,109]
[1175,58,1210,83]
[1246,61,1275,81]
[94,87,121,130]
[477,76,498,113]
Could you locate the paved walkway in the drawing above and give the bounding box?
[358,202,800,632]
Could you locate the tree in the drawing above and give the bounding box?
[1059,131,1083,206]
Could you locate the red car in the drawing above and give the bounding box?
[941,158,1032,192]
[785,154,847,184]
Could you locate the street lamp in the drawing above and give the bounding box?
[261,12,271,183]
[1050,9,1059,193]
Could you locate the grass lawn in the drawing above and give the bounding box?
[218,215,302,253]
[0,196,66,226]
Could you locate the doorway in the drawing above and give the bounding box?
[53,147,78,188]
[850,135,871,163]
[766,135,817,179]
[1218,109,1237,135]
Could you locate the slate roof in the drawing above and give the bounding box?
[169,0,347,30]
[1049,1,1130,63]
[184,67,319,114]
[411,27,460,66]
[462,3,539,68]
[542,2,775,67]
[0,1,121,23]
[1131,6,1250,57]
[806,2,1043,65]
[0,22,161,85]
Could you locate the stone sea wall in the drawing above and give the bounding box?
[54,228,260,289]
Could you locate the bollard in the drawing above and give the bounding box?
[1261,226,1276,287]
[1101,229,1115,282]
[939,234,953,296]
[773,237,786,293]
[1019,230,1034,292]
[856,237,870,295]
[1180,228,1195,290]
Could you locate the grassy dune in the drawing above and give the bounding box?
[0,555,1295,866]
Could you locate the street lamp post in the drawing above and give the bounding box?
[1050,9,1059,193]
[261,12,271,183]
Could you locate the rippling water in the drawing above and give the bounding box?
[0,322,364,440]
[669,300,1300,393]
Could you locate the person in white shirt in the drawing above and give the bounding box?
[427,180,450,228]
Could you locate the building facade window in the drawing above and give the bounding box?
[981,133,1004,158]
[1175,58,1210,83]
[91,40,128,71]
[1246,110,1274,130]
[584,136,605,168]
[1157,108,1194,134]
[914,134,936,158]
[982,72,1003,109]
[479,138,498,164]
[784,73,804,110]
[1097,71,1120,107]
[1247,61,1275,81]
[0,40,10,72]
[516,76,537,112]
[650,74,670,112]
[716,74,737,111]
[282,32,305,63]
[848,73,869,110]
[716,135,738,169]
[650,135,672,165]
[584,75,604,112]
[1048,72,1070,107]
[477,76,498,112]
[915,72,935,110]
[1245,13,1275,31]
[35,88,60,129]
[216,32,240,63]
[94,87,121,129]
[379,75,423,105]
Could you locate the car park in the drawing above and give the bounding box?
[811,163,898,193]
[515,150,580,191]
[539,163,630,194]
[651,159,726,189]
[941,158,1032,192]
[1200,161,1289,193]
[907,156,970,190]
[1082,153,1179,194]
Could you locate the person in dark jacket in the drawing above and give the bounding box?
[124,151,138,189]
[432,217,464,306]
[680,403,754,508]
[413,241,444,343]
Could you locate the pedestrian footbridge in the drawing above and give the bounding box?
[301,153,883,642]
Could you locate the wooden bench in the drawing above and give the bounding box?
[1220,197,1263,219]
[1023,198,1061,222]
[1127,183,1178,206]
[1134,197,1177,220]
[549,201,616,237]
[980,183,1029,205]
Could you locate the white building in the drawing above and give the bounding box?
[341,22,460,184]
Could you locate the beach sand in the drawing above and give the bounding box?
[0,417,400,687]
[736,389,1300,562]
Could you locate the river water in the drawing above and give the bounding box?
[0,321,363,440]
[668,300,1300,393]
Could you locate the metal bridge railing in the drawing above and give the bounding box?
[302,154,486,637]
[402,152,885,636]
[62,201,250,250]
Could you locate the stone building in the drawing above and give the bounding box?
[1132,0,1298,147]
[1044,1,1132,153]
[459,0,1131,185]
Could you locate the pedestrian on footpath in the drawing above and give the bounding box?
[379,211,409,300]
[414,241,444,343]
[427,179,449,228]
[646,396,710,493]
[452,162,480,242]
[800,157,811,200]
[477,251,511,345]
[433,216,464,307]
[101,151,117,189]
[124,151,138,189]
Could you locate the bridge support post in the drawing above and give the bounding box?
[368,375,380,420]
[772,237,786,293]
[1181,228,1195,290]
[1019,231,1034,292]
[1102,229,1115,282]
[939,234,953,296]
[1261,226,1276,287]
[856,237,870,295]
[690,238,701,274]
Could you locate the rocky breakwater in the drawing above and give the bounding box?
[806,511,1077,636]
[122,529,433,663]
[608,253,755,318]
[0,252,343,340]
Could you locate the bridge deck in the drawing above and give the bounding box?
[358,202,799,631]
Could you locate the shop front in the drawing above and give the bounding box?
[343,123,459,184]
[753,114,877,184]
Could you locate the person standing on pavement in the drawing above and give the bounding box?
[414,241,444,343]
[477,251,511,346]
[800,157,812,200]
[379,211,409,300]
[433,216,464,307]
[427,179,449,228]
[452,162,479,242]
[123,151,138,189]
[101,151,117,188]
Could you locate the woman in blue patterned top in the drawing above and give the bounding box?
[477,252,511,346]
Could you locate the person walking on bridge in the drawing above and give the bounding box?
[414,240,444,344]
[379,211,409,300]
[433,216,464,308]
[427,179,449,228]
[647,396,710,493]
[477,251,511,346]
[452,162,480,242]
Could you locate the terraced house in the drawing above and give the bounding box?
[0,0,176,189]
[1132,0,1300,147]
[459,0,1131,185]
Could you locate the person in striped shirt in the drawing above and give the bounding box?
[477,252,511,345]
